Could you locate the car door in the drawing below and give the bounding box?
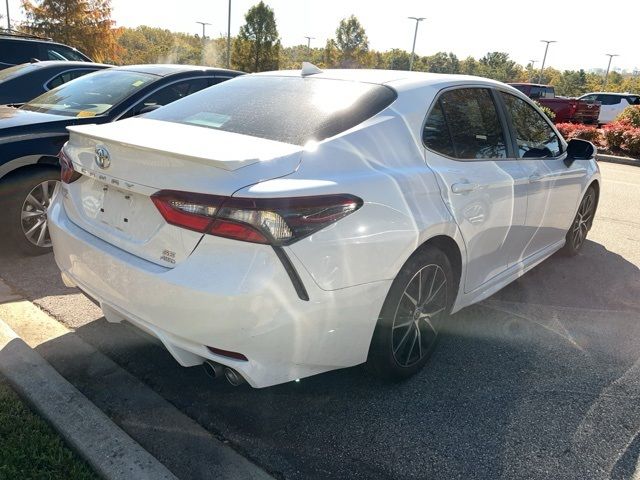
[499,91,586,259]
[423,86,529,293]
[597,94,624,123]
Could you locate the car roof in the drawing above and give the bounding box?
[582,92,637,96]
[111,64,243,77]
[12,60,111,69]
[256,68,509,92]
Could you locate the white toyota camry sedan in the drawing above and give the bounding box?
[49,66,600,388]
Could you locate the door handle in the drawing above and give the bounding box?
[451,182,479,194]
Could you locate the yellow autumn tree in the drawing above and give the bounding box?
[21,0,122,63]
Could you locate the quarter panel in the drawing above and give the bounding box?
[238,114,459,291]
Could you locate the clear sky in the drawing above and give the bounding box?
[5,0,639,72]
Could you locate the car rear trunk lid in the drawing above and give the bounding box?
[61,118,303,267]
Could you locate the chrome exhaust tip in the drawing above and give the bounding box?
[223,367,246,386]
[203,361,223,379]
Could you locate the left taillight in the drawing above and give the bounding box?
[151,190,363,246]
[59,148,81,184]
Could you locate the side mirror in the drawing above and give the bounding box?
[137,104,162,115]
[565,138,596,166]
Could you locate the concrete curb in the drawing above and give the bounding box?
[597,153,640,167]
[0,319,178,480]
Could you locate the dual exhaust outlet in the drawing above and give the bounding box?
[203,361,246,387]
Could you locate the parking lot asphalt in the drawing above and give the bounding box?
[0,161,639,479]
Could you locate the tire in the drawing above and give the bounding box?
[0,167,60,256]
[368,246,455,380]
[560,186,597,257]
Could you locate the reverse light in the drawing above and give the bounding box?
[59,148,81,184]
[151,190,363,246]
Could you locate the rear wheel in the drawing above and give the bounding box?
[561,186,596,256]
[368,247,455,380]
[0,167,60,256]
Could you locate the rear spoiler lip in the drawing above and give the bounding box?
[66,124,266,172]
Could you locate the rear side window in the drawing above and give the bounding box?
[424,88,507,159]
[0,40,39,65]
[501,92,561,158]
[598,95,622,105]
[146,76,397,146]
[422,101,455,157]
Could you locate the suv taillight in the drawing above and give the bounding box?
[59,148,81,184]
[151,190,363,245]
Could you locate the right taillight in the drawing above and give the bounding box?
[59,148,81,184]
[151,190,363,246]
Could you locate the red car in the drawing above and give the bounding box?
[509,83,600,124]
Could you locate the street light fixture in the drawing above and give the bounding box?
[603,53,619,90]
[304,36,315,56]
[537,40,556,84]
[5,0,11,31]
[528,59,538,82]
[408,17,425,71]
[226,0,232,68]
[196,21,211,42]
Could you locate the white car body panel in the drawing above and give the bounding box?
[50,70,601,387]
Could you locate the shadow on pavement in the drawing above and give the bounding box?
[2,238,640,478]
[25,238,640,479]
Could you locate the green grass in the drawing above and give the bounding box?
[0,379,97,480]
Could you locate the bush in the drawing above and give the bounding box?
[602,121,629,150]
[555,123,601,144]
[622,128,640,157]
[533,101,556,121]
[616,105,640,127]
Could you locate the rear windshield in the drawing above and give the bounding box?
[146,75,397,146]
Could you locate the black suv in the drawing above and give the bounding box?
[0,32,92,70]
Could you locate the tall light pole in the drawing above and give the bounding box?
[226,0,231,68]
[603,53,619,90]
[196,21,211,43]
[304,36,314,55]
[408,17,425,71]
[528,59,537,82]
[5,0,10,31]
[537,40,556,84]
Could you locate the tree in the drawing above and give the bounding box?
[476,51,521,82]
[554,69,588,96]
[231,1,280,73]
[322,38,340,68]
[21,0,121,63]
[117,26,207,66]
[335,15,368,67]
[418,52,460,74]
[459,56,478,75]
[383,49,410,70]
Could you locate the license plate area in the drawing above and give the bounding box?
[99,186,134,232]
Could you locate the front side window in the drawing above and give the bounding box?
[424,88,507,159]
[21,69,156,117]
[46,45,88,62]
[45,69,95,90]
[501,92,561,158]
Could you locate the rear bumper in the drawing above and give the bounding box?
[48,198,390,388]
